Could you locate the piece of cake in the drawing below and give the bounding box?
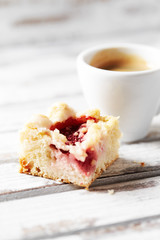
[19,103,121,188]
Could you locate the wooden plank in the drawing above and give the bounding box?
[51,215,160,240]
[1,166,160,202]
[1,176,160,240]
[0,162,62,194]
[0,132,18,156]
[105,137,160,177]
[0,65,81,105]
[0,0,160,48]
[0,95,86,133]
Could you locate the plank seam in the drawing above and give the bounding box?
[1,170,160,202]
[0,91,82,108]
[22,214,160,240]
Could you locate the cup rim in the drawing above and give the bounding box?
[77,43,160,75]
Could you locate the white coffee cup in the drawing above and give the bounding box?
[77,43,160,142]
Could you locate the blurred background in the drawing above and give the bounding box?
[0,0,160,131]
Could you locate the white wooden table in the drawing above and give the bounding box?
[1,1,160,239]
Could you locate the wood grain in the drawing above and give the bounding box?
[0,94,85,133]
[53,215,160,240]
[1,176,160,240]
[1,168,160,202]
[0,0,160,48]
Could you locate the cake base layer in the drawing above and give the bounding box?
[20,156,118,188]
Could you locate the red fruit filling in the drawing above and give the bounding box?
[50,116,98,175]
[50,145,97,176]
[50,116,97,145]
[76,148,97,175]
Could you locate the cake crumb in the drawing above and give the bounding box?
[132,161,145,167]
[54,179,63,184]
[108,189,115,195]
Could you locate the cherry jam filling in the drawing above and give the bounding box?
[50,116,98,175]
[50,144,97,175]
[50,116,97,145]
[76,148,97,175]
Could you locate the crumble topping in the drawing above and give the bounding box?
[49,102,76,123]
[108,189,115,195]
[26,114,53,129]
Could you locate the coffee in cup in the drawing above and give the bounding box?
[90,48,150,72]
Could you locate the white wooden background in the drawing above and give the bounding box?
[1,0,160,239]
